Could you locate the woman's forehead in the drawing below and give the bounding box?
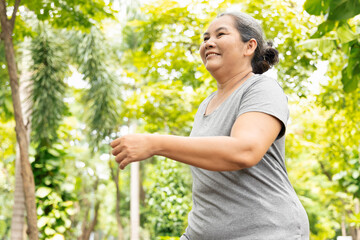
[204,15,236,33]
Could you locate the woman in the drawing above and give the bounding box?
[111,11,309,239]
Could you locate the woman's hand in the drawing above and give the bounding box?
[110,134,155,169]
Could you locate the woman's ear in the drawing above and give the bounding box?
[244,38,257,56]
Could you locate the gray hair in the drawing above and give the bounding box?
[218,12,279,74]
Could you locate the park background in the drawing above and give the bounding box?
[0,0,360,239]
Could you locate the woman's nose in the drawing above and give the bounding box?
[205,39,215,49]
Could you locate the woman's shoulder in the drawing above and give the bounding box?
[247,73,283,88]
[243,74,286,96]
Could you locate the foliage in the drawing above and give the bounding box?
[1,0,118,239]
[30,25,69,147]
[303,0,360,92]
[0,44,12,120]
[314,22,360,233]
[285,70,360,237]
[0,120,16,239]
[286,98,339,239]
[22,0,115,31]
[124,80,197,135]
[31,144,76,238]
[144,158,192,238]
[27,25,74,239]
[154,0,318,94]
[304,0,360,21]
[70,26,122,148]
[1,0,360,239]
[292,0,360,236]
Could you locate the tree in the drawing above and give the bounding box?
[109,160,125,240]
[301,0,360,238]
[11,38,32,239]
[0,0,38,237]
[0,0,114,238]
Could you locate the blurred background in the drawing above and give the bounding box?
[0,0,359,239]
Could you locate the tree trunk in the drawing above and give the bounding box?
[130,162,140,240]
[81,201,100,240]
[11,38,32,240]
[11,144,26,240]
[109,159,124,240]
[139,163,146,205]
[79,179,101,240]
[78,205,90,240]
[0,1,38,239]
[341,214,347,236]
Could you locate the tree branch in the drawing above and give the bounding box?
[0,0,8,26]
[88,201,100,233]
[108,156,116,183]
[10,0,21,31]
[0,0,7,16]
[0,0,9,41]
[319,161,332,181]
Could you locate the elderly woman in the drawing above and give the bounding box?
[111,11,309,240]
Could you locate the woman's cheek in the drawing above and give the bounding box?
[199,46,206,63]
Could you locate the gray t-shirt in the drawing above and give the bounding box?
[180,74,309,240]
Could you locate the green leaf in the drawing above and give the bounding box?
[52,143,64,150]
[352,171,360,179]
[4,98,13,114]
[341,67,360,92]
[44,227,56,235]
[45,163,55,171]
[311,20,336,38]
[304,0,329,15]
[48,148,60,157]
[56,226,66,233]
[28,145,36,155]
[337,24,359,43]
[36,187,52,198]
[347,184,359,193]
[37,216,49,228]
[298,38,337,53]
[328,0,360,20]
[348,44,360,76]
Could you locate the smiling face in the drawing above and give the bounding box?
[199,15,254,77]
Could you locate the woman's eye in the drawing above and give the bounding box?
[217,32,225,37]
[203,37,209,41]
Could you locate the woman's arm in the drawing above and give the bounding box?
[110,112,282,171]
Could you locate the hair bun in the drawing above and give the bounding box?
[263,47,279,66]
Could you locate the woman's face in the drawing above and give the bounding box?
[199,15,249,74]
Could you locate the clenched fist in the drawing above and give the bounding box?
[110,134,156,169]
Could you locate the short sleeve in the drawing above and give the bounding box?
[236,77,289,139]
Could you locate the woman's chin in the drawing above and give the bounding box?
[205,62,222,73]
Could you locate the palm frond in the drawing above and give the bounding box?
[30,24,68,147]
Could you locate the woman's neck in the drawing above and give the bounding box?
[213,68,254,95]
